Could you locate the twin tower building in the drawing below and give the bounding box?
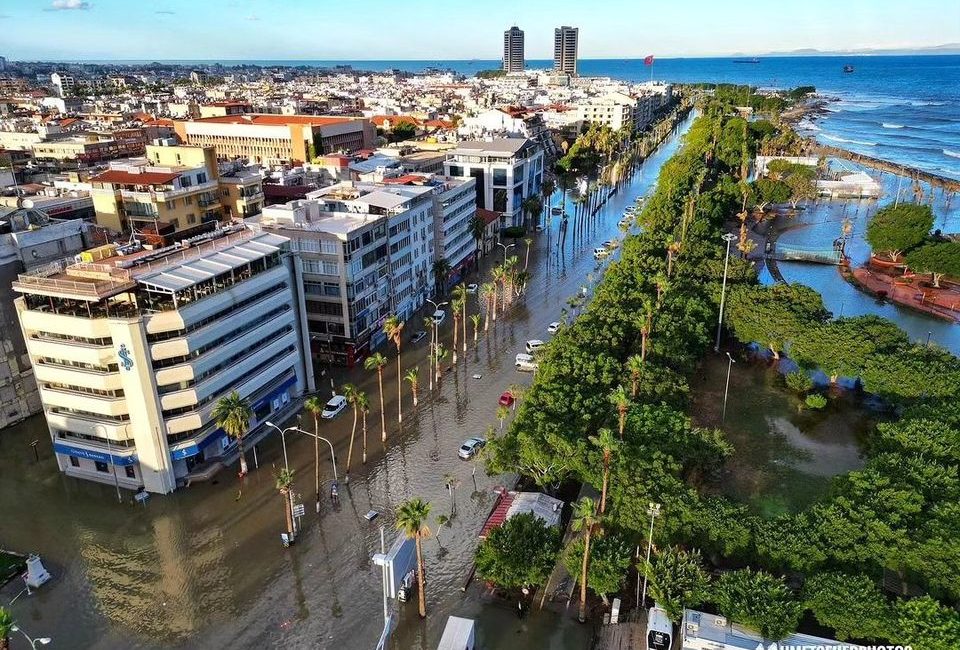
[503,25,579,76]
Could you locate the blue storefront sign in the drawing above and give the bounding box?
[53,442,137,466]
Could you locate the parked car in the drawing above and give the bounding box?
[618,217,631,228]
[515,353,538,372]
[593,247,609,259]
[551,206,562,215]
[321,394,347,419]
[604,239,618,250]
[547,321,561,334]
[466,283,479,294]
[525,339,545,354]
[498,391,515,407]
[410,330,427,344]
[535,224,545,232]
[432,309,446,325]
[458,437,486,460]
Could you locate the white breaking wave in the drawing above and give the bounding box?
[882,123,904,129]
[944,149,960,160]
[822,133,877,147]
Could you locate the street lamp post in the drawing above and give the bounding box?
[425,298,448,388]
[722,352,736,422]
[265,421,300,538]
[496,241,515,265]
[96,424,122,503]
[639,502,661,608]
[10,625,52,650]
[714,233,738,352]
[291,426,339,483]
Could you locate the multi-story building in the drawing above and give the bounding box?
[31,131,147,164]
[217,163,264,220]
[12,225,314,493]
[553,26,579,76]
[503,26,525,73]
[90,143,222,238]
[172,114,376,166]
[444,138,543,228]
[50,72,75,98]
[575,92,637,132]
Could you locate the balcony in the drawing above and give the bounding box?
[198,194,219,207]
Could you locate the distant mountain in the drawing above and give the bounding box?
[760,43,960,57]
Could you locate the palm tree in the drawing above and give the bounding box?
[435,514,450,548]
[469,214,486,263]
[404,367,420,407]
[432,259,451,296]
[609,385,631,440]
[304,395,326,512]
[541,177,556,205]
[212,391,252,476]
[343,383,359,475]
[452,284,468,355]
[395,498,432,618]
[625,354,644,398]
[572,496,602,623]
[481,283,496,331]
[0,607,13,650]
[364,352,388,444]
[383,315,404,425]
[588,428,618,514]
[451,297,462,364]
[276,467,295,540]
[522,237,534,271]
[522,196,542,233]
[639,299,654,362]
[433,344,448,382]
[470,313,482,343]
[496,405,510,431]
[423,316,436,390]
[358,391,370,463]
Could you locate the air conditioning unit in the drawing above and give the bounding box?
[714,616,727,627]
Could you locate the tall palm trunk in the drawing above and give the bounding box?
[452,314,459,364]
[313,413,320,513]
[462,303,467,354]
[346,407,358,473]
[396,346,402,424]
[237,436,248,475]
[415,534,427,618]
[578,527,592,622]
[599,458,610,514]
[377,369,386,443]
[282,489,294,538]
[362,409,368,463]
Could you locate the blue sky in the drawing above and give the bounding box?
[2,0,959,61]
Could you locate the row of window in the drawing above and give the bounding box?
[67,455,137,479]
[43,382,125,399]
[39,357,118,374]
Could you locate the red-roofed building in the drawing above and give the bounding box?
[476,208,501,257]
[173,113,375,165]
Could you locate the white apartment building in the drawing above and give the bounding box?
[444,138,544,228]
[50,72,76,98]
[553,26,579,76]
[576,87,675,133]
[13,225,314,494]
[251,174,476,366]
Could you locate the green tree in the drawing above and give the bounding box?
[803,572,892,641]
[404,367,420,407]
[893,596,960,650]
[364,352,389,443]
[276,467,295,540]
[390,121,417,141]
[642,546,711,622]
[396,498,432,618]
[905,241,960,288]
[475,513,561,589]
[711,568,802,640]
[212,391,252,476]
[0,606,12,650]
[562,533,632,606]
[783,164,817,208]
[383,315,405,424]
[726,283,829,358]
[752,178,790,210]
[785,370,813,393]
[588,427,619,514]
[865,203,934,261]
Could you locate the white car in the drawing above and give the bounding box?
[593,247,609,259]
[547,321,561,334]
[320,394,347,419]
[604,239,618,250]
[525,339,545,354]
[432,309,446,325]
[458,437,486,460]
[466,283,479,294]
[515,353,538,372]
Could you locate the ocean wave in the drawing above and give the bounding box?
[821,133,877,147]
[882,123,904,129]
[945,149,960,160]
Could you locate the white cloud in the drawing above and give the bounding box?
[48,0,91,10]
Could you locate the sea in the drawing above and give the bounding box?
[99,55,960,180]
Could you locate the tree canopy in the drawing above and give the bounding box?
[865,203,934,260]
[711,568,802,640]
[905,241,960,287]
[475,513,561,590]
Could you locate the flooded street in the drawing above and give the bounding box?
[0,115,696,649]
[761,163,960,352]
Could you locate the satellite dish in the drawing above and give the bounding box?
[20,199,34,209]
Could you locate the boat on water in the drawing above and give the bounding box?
[551,206,562,216]
[843,65,855,73]
[733,58,760,64]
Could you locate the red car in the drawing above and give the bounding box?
[498,391,515,407]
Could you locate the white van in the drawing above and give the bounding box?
[515,353,538,372]
[646,604,673,650]
[525,339,545,354]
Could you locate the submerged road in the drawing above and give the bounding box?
[0,112,695,650]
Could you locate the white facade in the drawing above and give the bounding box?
[503,26,525,73]
[13,227,314,494]
[444,138,544,228]
[553,26,579,76]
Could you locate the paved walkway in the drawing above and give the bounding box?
[847,263,960,323]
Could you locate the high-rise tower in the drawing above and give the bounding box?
[503,26,525,73]
[553,26,579,76]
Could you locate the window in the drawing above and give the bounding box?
[197,172,207,184]
[125,466,136,479]
[187,214,197,224]
[95,461,109,473]
[448,165,463,177]
[69,456,80,467]
[185,195,193,205]
[493,188,508,212]
[180,176,192,188]
[493,168,508,186]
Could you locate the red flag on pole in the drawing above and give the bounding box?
[643,55,654,65]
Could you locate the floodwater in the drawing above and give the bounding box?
[761,161,960,352]
[0,113,698,650]
[690,353,874,518]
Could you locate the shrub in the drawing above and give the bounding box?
[785,370,813,394]
[805,394,828,410]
